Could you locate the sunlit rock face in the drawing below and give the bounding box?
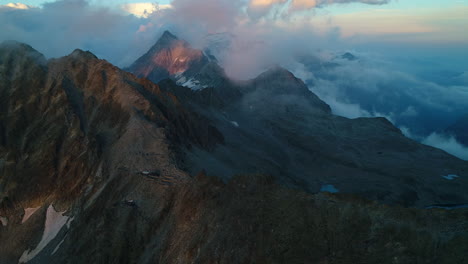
[131,31,204,79]
[128,31,225,90]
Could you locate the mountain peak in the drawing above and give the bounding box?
[258,65,296,80]
[0,40,47,65]
[160,30,178,41]
[128,30,215,85]
[153,30,180,48]
[69,49,98,60]
[341,52,357,61]
[0,40,40,55]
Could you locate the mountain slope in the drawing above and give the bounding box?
[0,41,223,263]
[129,33,468,208]
[1,41,468,264]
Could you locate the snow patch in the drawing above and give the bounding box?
[22,207,40,224]
[19,205,72,263]
[442,174,460,180]
[51,237,65,255]
[176,76,208,90]
[0,216,7,227]
[230,121,239,127]
[320,184,339,193]
[426,204,468,210]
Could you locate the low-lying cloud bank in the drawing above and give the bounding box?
[289,51,468,159]
[423,134,468,161]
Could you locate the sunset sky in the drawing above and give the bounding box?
[3,0,467,44]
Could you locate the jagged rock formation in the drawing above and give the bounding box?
[1,38,468,264]
[127,31,225,89]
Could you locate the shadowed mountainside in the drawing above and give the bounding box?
[131,32,468,207]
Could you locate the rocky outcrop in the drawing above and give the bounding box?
[127,31,225,89]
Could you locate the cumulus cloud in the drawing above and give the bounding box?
[247,0,288,19]
[121,3,171,18]
[423,133,468,161]
[0,0,152,66]
[1,3,33,9]
[169,0,245,33]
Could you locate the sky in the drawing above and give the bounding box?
[0,0,467,159]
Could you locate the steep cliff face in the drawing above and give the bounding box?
[127,31,224,89]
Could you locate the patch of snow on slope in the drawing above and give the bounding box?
[19,205,72,263]
[0,216,7,226]
[426,204,468,210]
[22,207,41,224]
[320,184,339,193]
[51,237,66,255]
[442,174,460,180]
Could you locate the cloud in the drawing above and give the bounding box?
[289,0,389,12]
[423,133,468,161]
[1,3,33,9]
[168,0,245,33]
[0,0,152,66]
[121,3,171,18]
[245,0,391,18]
[247,0,288,19]
[295,52,468,136]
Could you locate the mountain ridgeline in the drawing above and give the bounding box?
[0,32,467,264]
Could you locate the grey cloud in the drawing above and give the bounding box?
[247,0,391,18]
[294,52,468,137]
[0,0,151,67]
[423,133,468,161]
